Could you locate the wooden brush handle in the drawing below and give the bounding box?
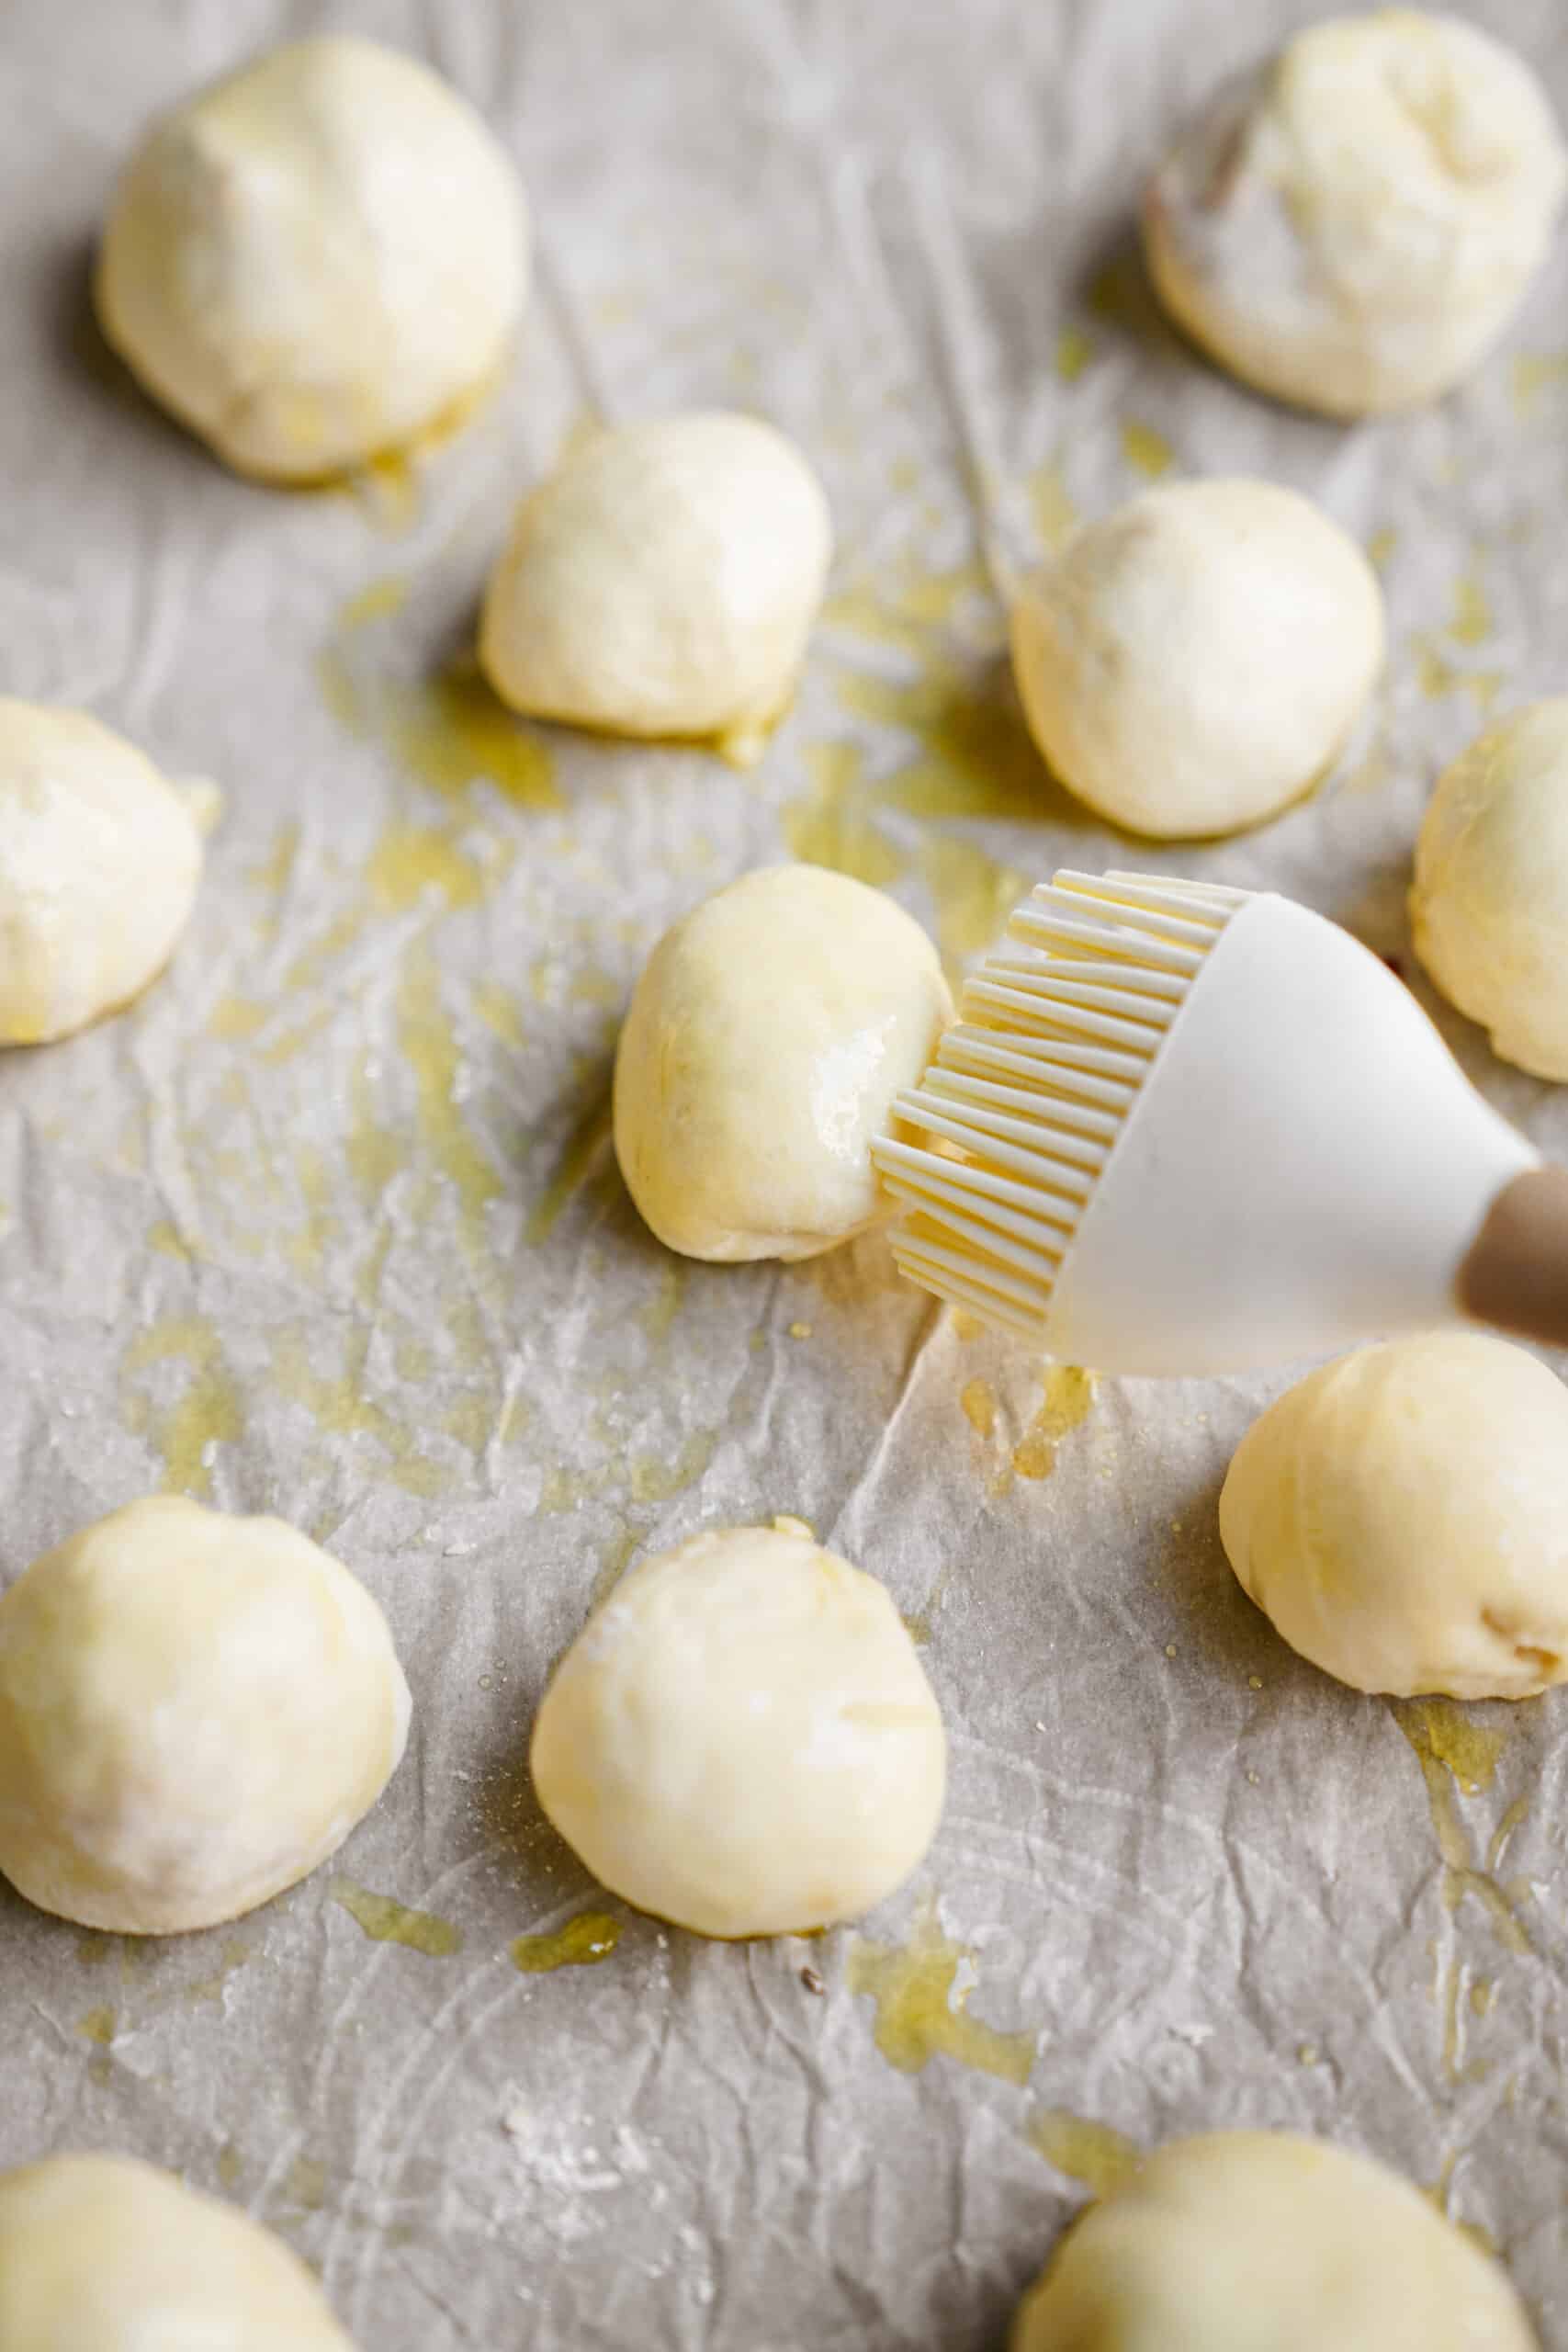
[1458,1168,1568,1351]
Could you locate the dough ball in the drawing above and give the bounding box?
[96,35,529,480]
[1143,13,1568,418]
[1011,2131,1536,2351]
[479,412,831,758]
[0,1496,411,1932]
[1410,698,1568,1080]
[1219,1332,1568,1699]
[0,2154,353,2348]
[0,699,203,1045]
[1009,480,1383,839]
[531,1522,946,1938]
[614,863,952,1261]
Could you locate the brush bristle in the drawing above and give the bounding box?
[874,871,1246,1338]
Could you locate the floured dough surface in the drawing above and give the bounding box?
[0,698,203,1045]
[1011,2131,1537,2350]
[96,34,529,479]
[1143,11,1567,416]
[530,1523,946,1938]
[1219,1332,1568,1699]
[614,863,952,1261]
[1411,697,1568,1080]
[0,2154,354,2348]
[1010,480,1383,838]
[480,412,831,757]
[0,1496,412,1932]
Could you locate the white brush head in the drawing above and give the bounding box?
[874,870,1539,1375]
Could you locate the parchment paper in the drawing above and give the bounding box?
[5,0,1568,2342]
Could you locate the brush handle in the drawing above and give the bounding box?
[1458,1169,1568,1351]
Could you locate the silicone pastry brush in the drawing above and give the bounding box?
[873,868,1568,1375]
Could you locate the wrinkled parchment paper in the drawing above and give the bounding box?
[5,0,1568,2342]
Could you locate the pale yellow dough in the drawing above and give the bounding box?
[0,1496,411,1933]
[614,863,953,1261]
[96,35,529,480]
[1411,698,1568,1080]
[1011,2131,1536,2350]
[1219,1332,1568,1698]
[479,412,831,754]
[0,699,203,1045]
[1010,480,1384,838]
[0,2154,354,2347]
[1144,11,1567,418]
[530,1524,946,1939]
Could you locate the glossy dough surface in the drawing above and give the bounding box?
[480,412,831,752]
[1010,480,1383,838]
[0,1496,412,1932]
[96,34,529,479]
[0,2154,354,2347]
[1411,698,1568,1080]
[614,863,953,1261]
[530,1524,946,1938]
[1011,2131,1537,2350]
[1219,1332,1568,1698]
[1143,10,1567,416]
[0,698,203,1045]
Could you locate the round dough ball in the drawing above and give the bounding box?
[1219,1332,1568,1699]
[1410,698,1568,1080]
[614,863,953,1261]
[0,699,203,1045]
[0,2154,353,2347]
[1011,2131,1536,2351]
[479,412,831,757]
[0,1496,411,1932]
[1143,13,1568,418]
[96,35,529,480]
[531,1523,946,1938]
[1009,480,1383,838]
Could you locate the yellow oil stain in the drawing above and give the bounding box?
[258,1002,336,1068]
[1511,351,1568,413]
[1424,2157,1499,2257]
[1013,1365,1098,1479]
[1449,571,1493,647]
[332,1880,463,1956]
[339,575,409,629]
[847,1905,1035,2086]
[787,1318,812,1340]
[368,821,484,912]
[386,659,561,810]
[960,1378,997,1440]
[784,741,903,888]
[1030,461,1077,553]
[1488,1795,1529,1874]
[628,1429,717,1503]
[393,1332,434,1385]
[286,905,369,994]
[890,455,920,493]
[347,1067,401,1209]
[840,662,1044,827]
[75,2007,115,2046]
[1027,2109,1139,2197]
[953,1310,984,1342]
[216,2145,243,2192]
[570,967,623,1009]
[186,1938,251,2006]
[396,941,503,1252]
[247,823,299,898]
[1088,252,1143,325]
[772,1514,814,1540]
[1471,1978,1496,2018]
[316,644,366,736]
[1414,638,1504,714]
[148,1221,195,1261]
[920,836,1026,973]
[1121,420,1174,480]
[121,1317,243,1498]
[511,1913,622,1973]
[822,585,933,658]
[443,1392,496,1453]
[472,981,526,1047]
[272,1329,449,1498]
[638,1262,685,1345]
[526,1100,614,1244]
[1394,1705,1531,1954]
[284,2156,329,2212]
[587,1524,644,1611]
[1055,326,1094,383]
[1339,736,1392,797]
[1366,527,1398,571]
[209,993,268,1043]
[1405,1699,1506,1795]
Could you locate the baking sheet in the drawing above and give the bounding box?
[5,0,1568,2341]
